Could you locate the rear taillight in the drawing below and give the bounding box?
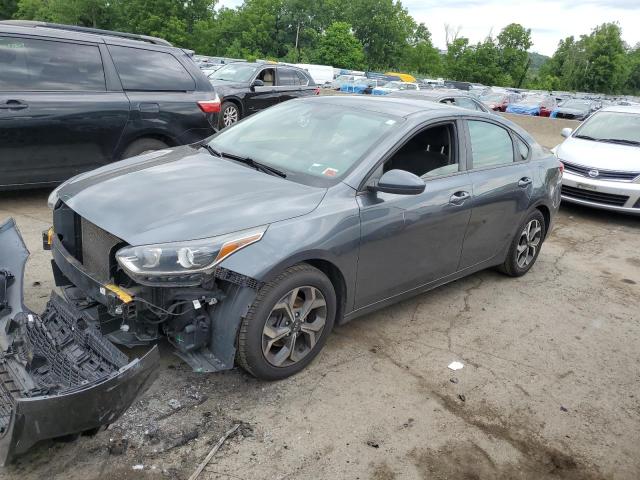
[198,94,221,113]
[314,87,320,95]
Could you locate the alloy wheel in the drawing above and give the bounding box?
[516,219,542,268]
[223,106,238,126]
[262,286,327,367]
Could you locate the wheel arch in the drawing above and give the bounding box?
[116,132,178,160]
[221,96,244,116]
[535,204,551,239]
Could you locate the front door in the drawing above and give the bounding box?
[458,119,534,269]
[0,36,129,188]
[245,67,280,115]
[354,121,473,309]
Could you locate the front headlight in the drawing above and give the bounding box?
[115,226,267,279]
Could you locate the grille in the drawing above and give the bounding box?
[80,218,123,282]
[562,161,640,182]
[561,185,629,206]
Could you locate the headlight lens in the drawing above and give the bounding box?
[115,226,267,277]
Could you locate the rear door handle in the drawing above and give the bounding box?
[449,191,471,205]
[0,100,28,110]
[518,177,532,187]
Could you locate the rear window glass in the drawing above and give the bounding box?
[0,36,105,91]
[108,45,195,91]
[277,68,299,86]
[296,70,309,86]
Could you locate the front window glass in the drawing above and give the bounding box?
[574,111,640,144]
[209,63,258,82]
[208,101,403,185]
[468,121,514,168]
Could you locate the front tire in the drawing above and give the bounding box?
[499,210,546,277]
[237,264,336,380]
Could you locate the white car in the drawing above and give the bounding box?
[555,105,640,214]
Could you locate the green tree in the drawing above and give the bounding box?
[401,22,442,76]
[346,0,416,70]
[313,21,364,69]
[497,23,532,87]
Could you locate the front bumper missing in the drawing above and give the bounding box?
[0,218,160,464]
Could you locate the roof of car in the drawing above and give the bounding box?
[600,104,640,114]
[0,20,174,48]
[389,89,473,99]
[300,95,464,118]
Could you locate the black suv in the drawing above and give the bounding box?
[208,62,318,128]
[0,21,220,190]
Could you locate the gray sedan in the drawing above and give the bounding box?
[12,96,562,383]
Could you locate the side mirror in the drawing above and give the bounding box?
[561,127,573,138]
[371,169,426,195]
[251,79,264,88]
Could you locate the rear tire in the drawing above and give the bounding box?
[237,264,336,380]
[121,138,169,159]
[218,101,240,129]
[499,210,546,277]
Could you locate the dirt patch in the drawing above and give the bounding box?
[409,440,590,480]
[371,462,396,480]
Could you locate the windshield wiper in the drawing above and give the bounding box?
[574,134,598,141]
[222,152,287,178]
[200,143,223,157]
[201,145,286,178]
[597,138,640,146]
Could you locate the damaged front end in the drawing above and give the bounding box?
[0,218,159,465]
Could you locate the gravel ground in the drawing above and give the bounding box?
[0,164,639,479]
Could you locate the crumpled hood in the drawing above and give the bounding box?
[57,147,326,245]
[556,137,640,172]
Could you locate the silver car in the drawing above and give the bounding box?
[555,105,640,214]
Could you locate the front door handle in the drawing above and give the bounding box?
[518,177,532,187]
[0,100,28,110]
[449,191,471,205]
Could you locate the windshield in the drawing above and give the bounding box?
[207,101,403,185]
[209,63,258,82]
[574,111,640,144]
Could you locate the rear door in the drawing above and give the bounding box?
[0,35,130,188]
[106,44,215,153]
[458,119,535,269]
[275,67,301,102]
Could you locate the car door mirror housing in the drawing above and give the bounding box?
[252,79,264,88]
[561,127,572,138]
[371,169,426,195]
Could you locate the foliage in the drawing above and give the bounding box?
[8,0,640,93]
[313,21,364,69]
[531,23,635,94]
[0,0,18,19]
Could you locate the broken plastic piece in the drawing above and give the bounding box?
[0,217,159,464]
[448,361,464,371]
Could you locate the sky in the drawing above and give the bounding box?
[217,0,640,56]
